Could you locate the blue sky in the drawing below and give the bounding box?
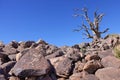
[0,0,120,46]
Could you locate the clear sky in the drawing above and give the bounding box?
[0,0,120,46]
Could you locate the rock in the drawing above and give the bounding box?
[55,58,73,78]
[101,56,120,68]
[10,49,52,78]
[98,49,114,58]
[36,75,53,80]
[85,53,101,61]
[83,60,103,74]
[101,43,110,50]
[65,48,82,62]
[57,78,66,80]
[46,45,58,55]
[24,41,35,48]
[0,75,6,80]
[9,76,20,80]
[36,39,48,45]
[95,67,120,80]
[9,41,19,49]
[69,71,88,80]
[72,44,80,49]
[0,52,10,64]
[81,74,99,80]
[45,50,64,59]
[16,49,30,61]
[1,61,16,78]
[49,56,65,69]
[73,61,85,73]
[8,54,16,61]
[3,45,18,55]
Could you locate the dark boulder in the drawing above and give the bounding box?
[10,49,52,78]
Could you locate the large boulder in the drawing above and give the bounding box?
[10,49,52,78]
[95,67,120,80]
[101,56,120,68]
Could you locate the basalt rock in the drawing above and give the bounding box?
[10,49,52,78]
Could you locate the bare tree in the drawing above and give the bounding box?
[74,8,109,40]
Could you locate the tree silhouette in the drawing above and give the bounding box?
[74,8,109,40]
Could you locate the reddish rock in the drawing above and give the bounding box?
[95,67,120,80]
[83,60,103,74]
[10,49,52,78]
[73,61,85,73]
[101,56,120,68]
[85,53,101,61]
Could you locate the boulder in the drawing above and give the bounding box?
[0,75,6,80]
[65,48,82,62]
[69,71,88,80]
[10,49,52,78]
[83,60,103,74]
[8,54,16,61]
[101,56,120,68]
[1,61,16,78]
[45,50,64,59]
[85,53,101,61]
[81,74,99,80]
[49,56,65,69]
[98,49,114,58]
[95,67,120,80]
[0,52,10,64]
[36,75,53,80]
[46,45,58,55]
[3,45,18,55]
[9,76,20,80]
[9,41,19,49]
[16,49,30,61]
[73,61,85,73]
[55,58,73,78]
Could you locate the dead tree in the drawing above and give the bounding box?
[74,8,109,40]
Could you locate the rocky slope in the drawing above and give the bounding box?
[0,34,120,80]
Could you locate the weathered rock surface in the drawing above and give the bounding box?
[101,55,120,68]
[10,49,52,78]
[95,67,120,80]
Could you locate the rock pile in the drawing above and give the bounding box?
[0,34,120,80]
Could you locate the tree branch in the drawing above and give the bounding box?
[100,28,109,34]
